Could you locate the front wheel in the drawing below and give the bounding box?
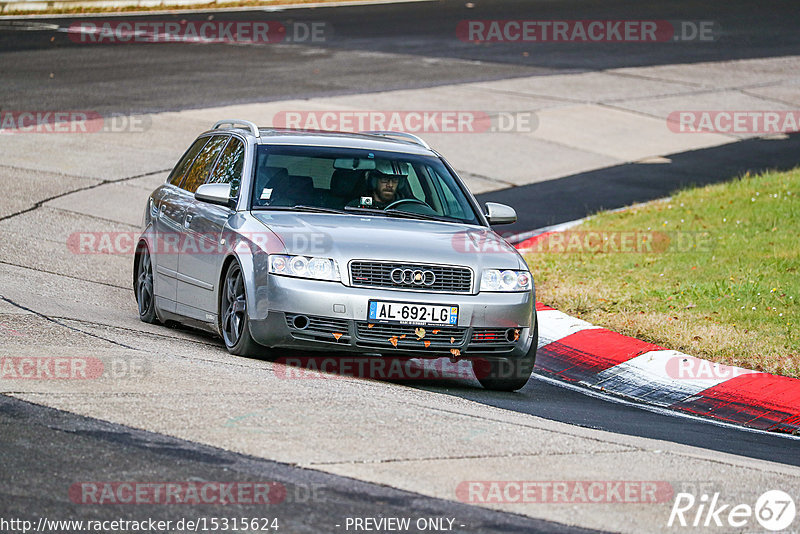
[135,245,159,324]
[220,260,265,357]
[475,321,538,392]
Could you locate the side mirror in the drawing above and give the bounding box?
[484,202,517,225]
[195,183,234,208]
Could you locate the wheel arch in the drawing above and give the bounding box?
[217,254,238,313]
[133,239,149,301]
[217,249,268,356]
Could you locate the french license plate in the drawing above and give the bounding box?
[368,300,458,326]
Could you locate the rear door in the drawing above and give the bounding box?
[172,135,231,320]
[152,136,209,313]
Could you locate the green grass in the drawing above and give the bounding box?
[524,168,800,377]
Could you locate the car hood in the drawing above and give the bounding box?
[251,212,525,271]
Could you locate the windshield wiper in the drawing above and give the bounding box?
[343,206,389,216]
[384,209,454,222]
[293,205,348,214]
[345,206,455,223]
[254,205,346,214]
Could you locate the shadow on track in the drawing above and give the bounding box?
[477,132,800,236]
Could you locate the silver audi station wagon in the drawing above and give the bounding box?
[134,120,537,391]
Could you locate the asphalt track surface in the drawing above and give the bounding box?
[4,0,800,232]
[0,395,597,533]
[424,375,800,468]
[2,0,800,114]
[2,0,800,531]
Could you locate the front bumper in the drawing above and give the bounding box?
[248,275,536,358]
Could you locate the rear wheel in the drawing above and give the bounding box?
[135,245,158,324]
[220,260,264,357]
[476,321,538,392]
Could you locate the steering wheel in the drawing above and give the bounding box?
[384,198,431,211]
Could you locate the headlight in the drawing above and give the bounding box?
[269,255,340,281]
[480,269,532,292]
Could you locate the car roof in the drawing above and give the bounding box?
[206,122,437,156]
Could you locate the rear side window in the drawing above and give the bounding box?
[207,137,246,198]
[180,136,229,194]
[167,137,209,187]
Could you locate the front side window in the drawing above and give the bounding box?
[250,146,480,225]
[207,137,246,198]
[180,136,229,194]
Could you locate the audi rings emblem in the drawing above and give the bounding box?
[390,268,436,286]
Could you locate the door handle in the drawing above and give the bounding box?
[159,205,165,218]
[184,214,193,228]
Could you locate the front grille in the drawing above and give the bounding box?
[355,322,466,350]
[285,314,351,343]
[349,261,473,293]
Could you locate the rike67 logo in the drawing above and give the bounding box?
[668,490,796,531]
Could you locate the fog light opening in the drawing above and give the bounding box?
[505,328,517,343]
[292,315,310,330]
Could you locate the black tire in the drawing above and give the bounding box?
[476,321,538,392]
[220,260,265,357]
[135,245,159,324]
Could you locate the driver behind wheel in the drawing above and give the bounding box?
[347,160,409,209]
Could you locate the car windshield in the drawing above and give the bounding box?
[250,145,480,225]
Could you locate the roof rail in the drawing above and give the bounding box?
[360,130,431,150]
[212,119,260,138]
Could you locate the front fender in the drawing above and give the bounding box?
[227,245,270,322]
[217,214,278,323]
